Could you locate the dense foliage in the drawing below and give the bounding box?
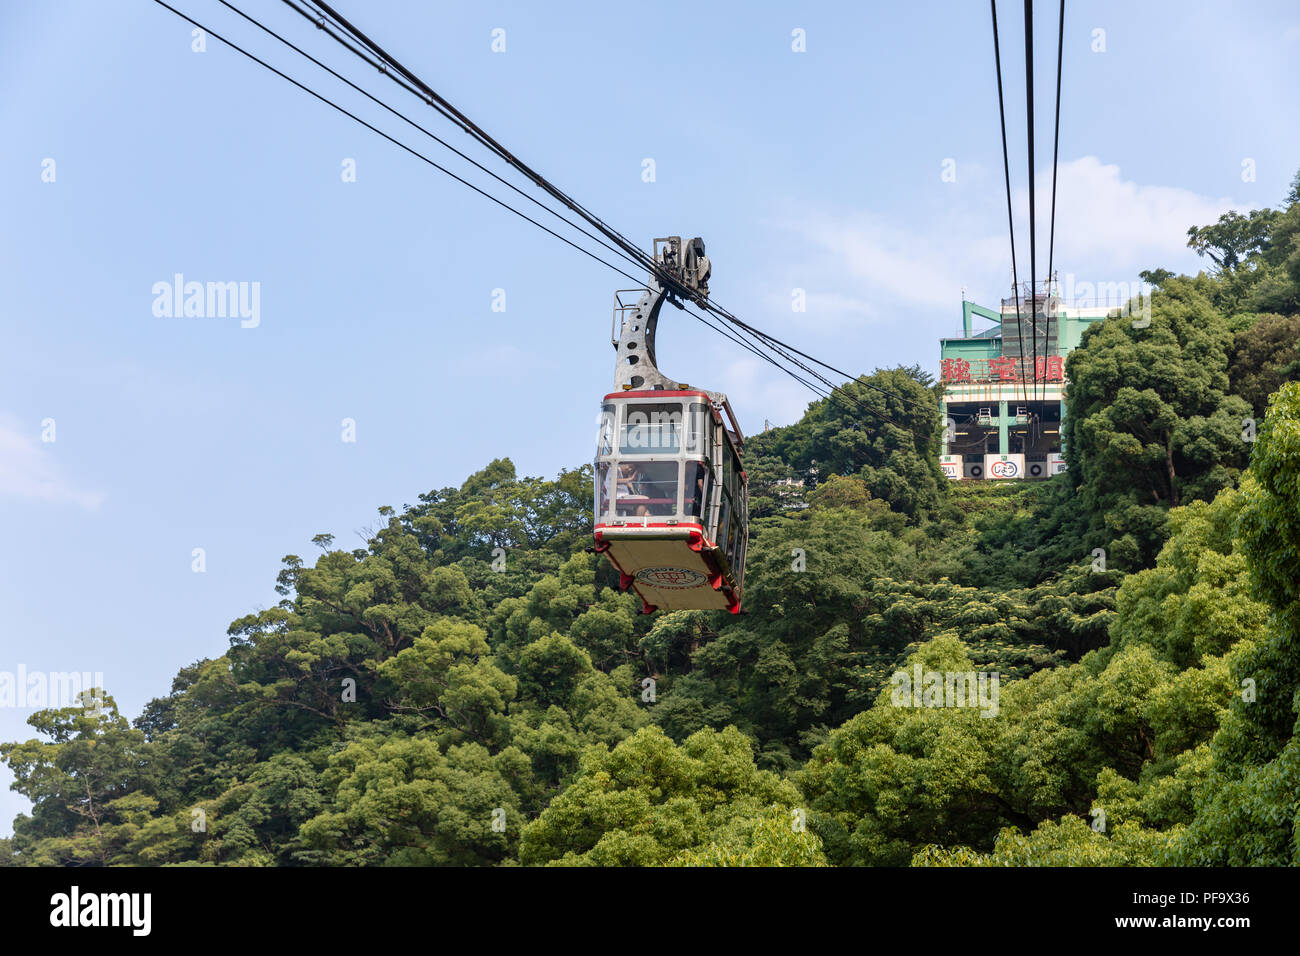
[4,178,1299,867]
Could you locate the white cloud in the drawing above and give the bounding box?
[718,159,1242,421]
[777,209,982,316]
[1025,156,1237,275]
[0,417,105,510]
[772,156,1239,323]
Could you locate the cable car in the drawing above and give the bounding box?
[592,237,748,614]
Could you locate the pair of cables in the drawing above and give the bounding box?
[990,0,1065,410]
[149,0,937,433]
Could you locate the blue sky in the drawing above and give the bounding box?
[1,0,1297,833]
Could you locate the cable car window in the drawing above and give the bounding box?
[621,403,682,454]
[615,460,679,516]
[595,461,613,519]
[597,404,615,456]
[685,403,709,456]
[726,444,740,501]
[717,493,730,546]
[685,460,709,519]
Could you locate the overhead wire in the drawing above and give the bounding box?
[294,0,931,421]
[672,298,912,430]
[681,305,836,402]
[1024,0,1039,412]
[213,0,800,402]
[153,0,659,299]
[1045,0,1065,410]
[240,0,661,283]
[696,298,934,412]
[151,0,926,431]
[304,0,666,281]
[990,0,1030,413]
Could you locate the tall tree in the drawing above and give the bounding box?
[1063,277,1251,567]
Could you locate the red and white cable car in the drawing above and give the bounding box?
[592,237,748,614]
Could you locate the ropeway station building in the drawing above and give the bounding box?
[939,278,1114,480]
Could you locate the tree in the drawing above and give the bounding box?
[1139,268,1176,288]
[669,805,828,866]
[1,695,160,866]
[517,726,812,866]
[914,816,1173,866]
[1228,313,1300,416]
[755,366,946,522]
[5,178,1298,872]
[377,619,517,746]
[1186,209,1278,272]
[1172,384,1300,864]
[297,735,525,866]
[1183,174,1300,314]
[1062,277,1251,567]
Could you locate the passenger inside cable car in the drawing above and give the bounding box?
[615,462,648,515]
[685,460,708,518]
[614,461,677,516]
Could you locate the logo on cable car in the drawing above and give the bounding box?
[990,459,1020,478]
[635,566,707,589]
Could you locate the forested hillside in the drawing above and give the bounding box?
[4,177,1299,867]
